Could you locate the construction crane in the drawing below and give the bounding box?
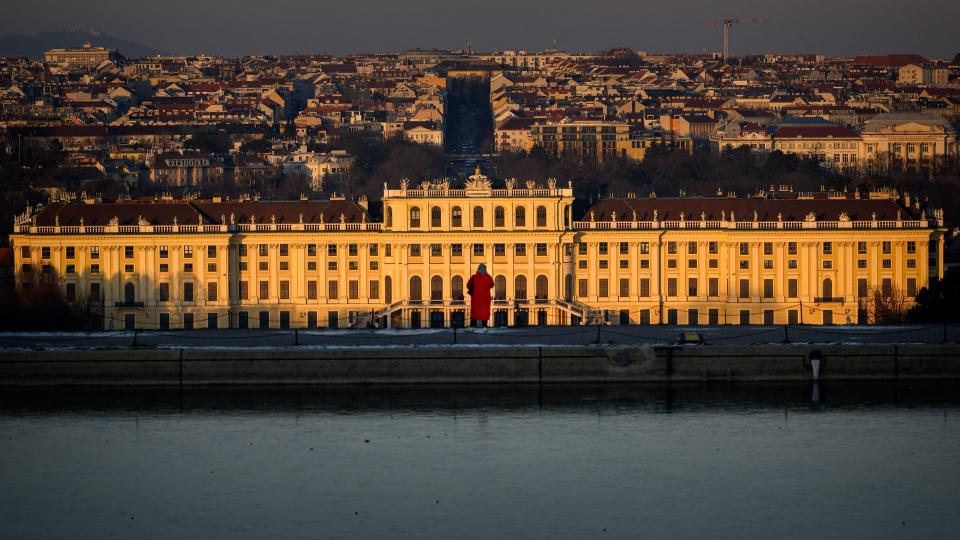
[710,18,769,64]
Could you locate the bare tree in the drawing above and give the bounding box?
[867,284,907,324]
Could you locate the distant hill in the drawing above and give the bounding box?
[0,30,168,60]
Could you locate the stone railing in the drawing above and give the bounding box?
[384,187,573,198]
[571,219,932,231]
[15,221,383,234]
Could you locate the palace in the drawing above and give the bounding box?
[10,171,947,330]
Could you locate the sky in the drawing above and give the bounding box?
[3,0,958,59]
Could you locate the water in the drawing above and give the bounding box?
[2,384,959,540]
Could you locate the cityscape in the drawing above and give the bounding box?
[1,3,960,539]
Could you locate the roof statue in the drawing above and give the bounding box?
[547,178,557,189]
[138,214,149,226]
[805,212,817,222]
[465,169,492,191]
[109,216,119,226]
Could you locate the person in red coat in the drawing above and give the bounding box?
[466,263,494,330]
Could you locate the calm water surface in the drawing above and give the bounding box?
[1,383,959,540]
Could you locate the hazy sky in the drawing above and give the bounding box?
[3,0,958,58]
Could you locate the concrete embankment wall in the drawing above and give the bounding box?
[2,344,959,386]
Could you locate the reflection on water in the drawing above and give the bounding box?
[2,383,959,540]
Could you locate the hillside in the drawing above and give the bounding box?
[0,30,167,59]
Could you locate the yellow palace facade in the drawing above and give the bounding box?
[11,172,947,329]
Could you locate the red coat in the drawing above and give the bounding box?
[466,272,494,321]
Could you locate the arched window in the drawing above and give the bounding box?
[409,276,422,302]
[473,206,484,228]
[535,275,548,300]
[452,206,462,227]
[822,278,833,299]
[494,206,505,227]
[430,275,443,302]
[410,207,421,228]
[431,206,442,228]
[536,206,547,227]
[385,275,393,304]
[386,207,393,228]
[124,282,135,304]
[515,206,526,227]
[495,275,507,300]
[451,275,464,301]
[564,274,573,301]
[515,275,527,300]
[564,205,571,228]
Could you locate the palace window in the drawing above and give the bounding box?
[431,206,441,227]
[326,280,339,299]
[515,207,526,227]
[473,207,484,227]
[452,207,462,227]
[410,207,421,228]
[494,206,505,227]
[536,206,547,227]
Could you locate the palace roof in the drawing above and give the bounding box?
[32,199,371,227]
[582,195,916,222]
